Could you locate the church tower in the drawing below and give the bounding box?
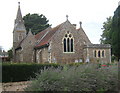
[13,2,26,61]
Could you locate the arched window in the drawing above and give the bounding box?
[98,50,100,58]
[64,39,66,52]
[63,32,74,53]
[94,50,96,57]
[67,38,70,52]
[102,50,104,57]
[71,39,73,52]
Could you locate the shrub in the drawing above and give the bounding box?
[2,62,61,82]
[25,63,118,92]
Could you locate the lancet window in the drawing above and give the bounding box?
[63,32,74,53]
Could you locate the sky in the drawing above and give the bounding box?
[0,0,119,51]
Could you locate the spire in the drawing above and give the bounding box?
[15,2,23,24]
[13,2,26,32]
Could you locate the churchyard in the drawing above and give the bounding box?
[2,62,118,92]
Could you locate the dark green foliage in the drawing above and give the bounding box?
[111,6,120,60]
[25,63,118,92]
[7,48,13,61]
[2,63,60,83]
[23,13,50,34]
[100,6,120,60]
[100,16,112,44]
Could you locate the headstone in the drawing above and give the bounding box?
[86,58,90,63]
[75,59,78,63]
[53,57,56,63]
[79,59,82,62]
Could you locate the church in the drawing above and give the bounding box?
[13,3,111,63]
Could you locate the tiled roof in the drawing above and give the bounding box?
[16,23,62,49]
[35,23,63,48]
[35,27,52,40]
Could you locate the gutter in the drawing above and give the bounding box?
[34,43,49,49]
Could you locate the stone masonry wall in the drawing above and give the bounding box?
[20,32,36,62]
[36,47,49,63]
[50,21,87,63]
[85,48,111,63]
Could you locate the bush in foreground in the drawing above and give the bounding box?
[25,63,118,92]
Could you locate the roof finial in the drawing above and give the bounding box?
[28,28,33,35]
[18,2,20,7]
[29,28,31,32]
[79,21,82,28]
[66,15,69,20]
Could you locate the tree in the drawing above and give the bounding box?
[100,16,112,44]
[100,6,120,60]
[23,13,50,34]
[111,6,120,60]
[7,48,13,61]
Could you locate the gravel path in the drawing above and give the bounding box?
[2,81,31,91]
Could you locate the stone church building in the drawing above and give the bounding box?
[13,3,111,63]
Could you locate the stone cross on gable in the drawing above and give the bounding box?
[18,2,20,6]
[66,15,69,20]
[79,21,82,28]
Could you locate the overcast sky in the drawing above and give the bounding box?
[0,0,119,51]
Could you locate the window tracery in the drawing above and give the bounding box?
[63,32,74,53]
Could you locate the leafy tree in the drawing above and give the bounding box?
[23,13,50,34]
[111,6,120,60]
[100,16,112,44]
[7,48,13,61]
[100,6,120,60]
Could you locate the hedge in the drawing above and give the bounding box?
[2,62,61,83]
[2,62,116,83]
